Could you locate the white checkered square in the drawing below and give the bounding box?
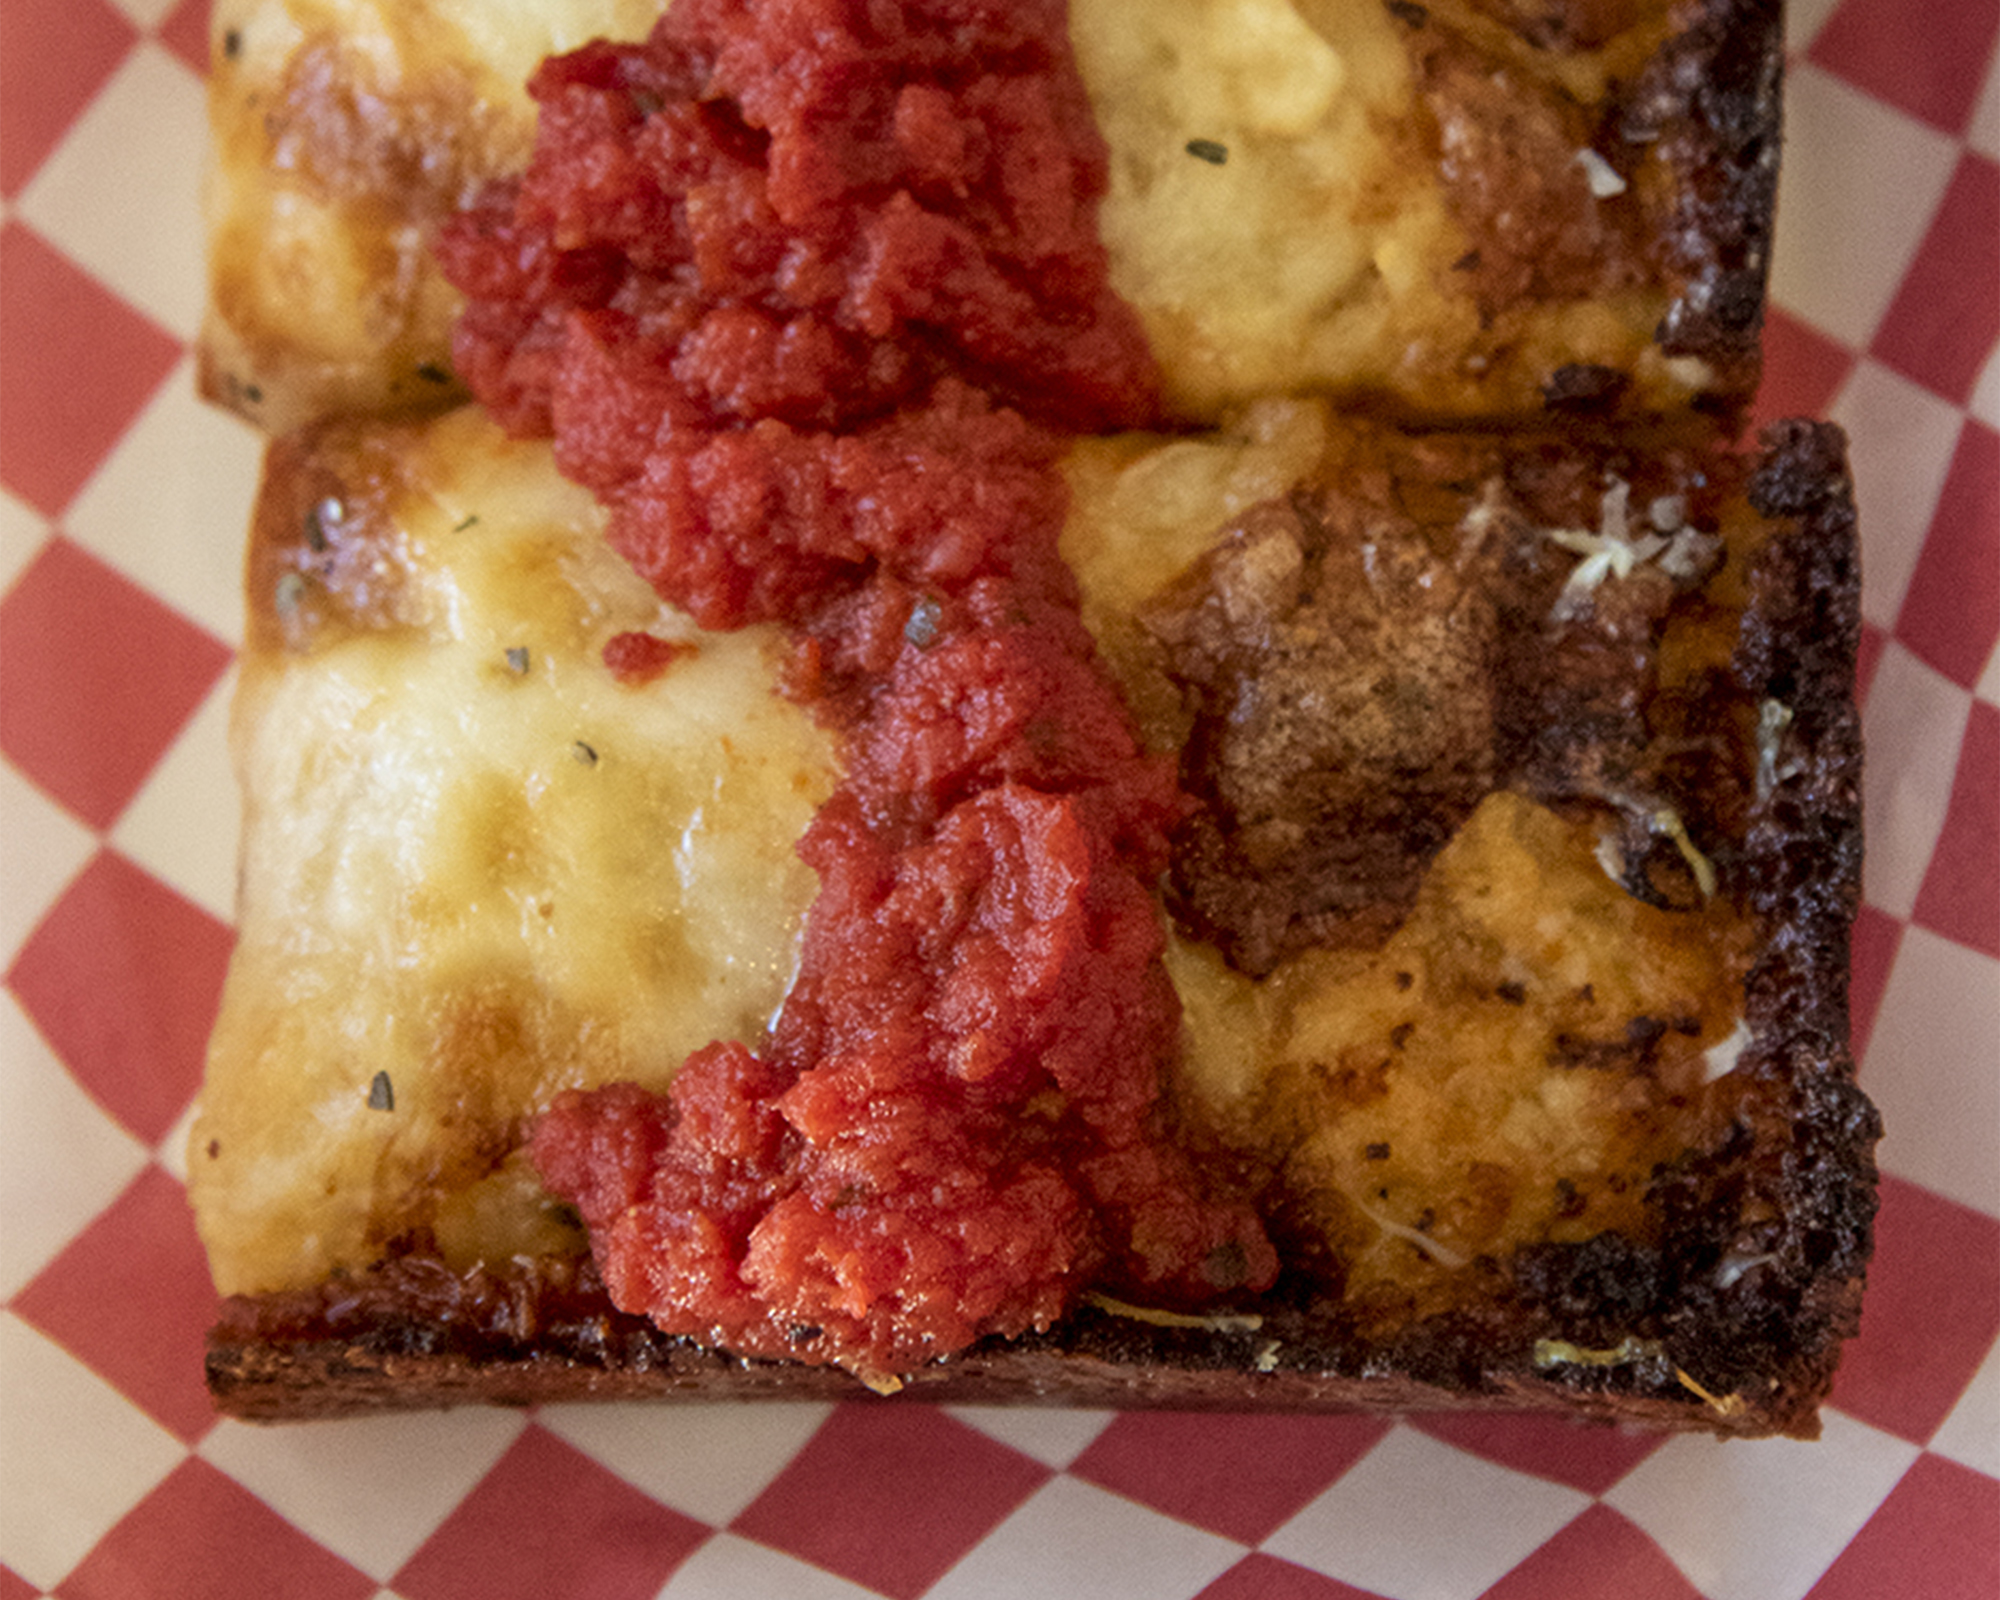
[64,355,263,651]
[1832,362,1973,632]
[1861,643,1973,918]
[926,1476,1245,1600]
[0,485,49,595]
[1260,1423,1591,1600]
[0,1311,187,1592]
[1972,342,2000,433]
[1864,926,2000,1215]
[13,42,209,341]
[111,666,241,926]
[1771,65,1959,349]
[154,1093,202,1183]
[944,1404,1117,1469]
[659,1531,884,1600]
[1784,0,1845,52]
[539,1400,834,1528]
[198,1409,527,1584]
[1929,1333,2000,1477]
[1604,1410,1921,1600]
[1968,41,2000,160]
[105,0,187,27]
[0,992,149,1301]
[0,763,95,970]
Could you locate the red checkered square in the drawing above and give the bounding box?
[158,0,215,78]
[0,537,232,832]
[1406,1413,1666,1497]
[1805,1451,2000,1600]
[0,0,136,197]
[1856,620,1889,709]
[1830,1175,2000,1444]
[1755,309,1858,432]
[10,1164,218,1443]
[58,1457,375,1600]
[5,848,231,1145]
[394,1425,709,1600]
[0,1566,37,1600]
[0,224,182,518]
[1896,419,2000,692]
[0,536,230,831]
[1871,156,2000,406]
[1808,0,2000,135]
[1070,1413,1391,1546]
[1479,1503,1702,1600]
[1197,1553,1393,1600]
[1849,901,1906,1063]
[731,1403,1047,1600]
[1911,698,2000,956]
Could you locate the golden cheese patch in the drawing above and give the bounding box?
[190,408,839,1294]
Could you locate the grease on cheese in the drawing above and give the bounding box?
[190,408,838,1294]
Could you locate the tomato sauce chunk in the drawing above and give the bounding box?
[449,0,1274,1385]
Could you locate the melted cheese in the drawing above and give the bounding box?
[195,403,1747,1307]
[1168,793,1749,1315]
[202,0,667,429]
[190,408,838,1293]
[203,0,1715,432]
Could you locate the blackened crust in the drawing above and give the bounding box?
[1633,0,1784,376]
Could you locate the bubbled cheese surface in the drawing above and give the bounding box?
[190,408,838,1294]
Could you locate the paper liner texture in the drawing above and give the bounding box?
[1,2,1995,1596]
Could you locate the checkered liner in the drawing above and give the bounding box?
[3,1,1995,1596]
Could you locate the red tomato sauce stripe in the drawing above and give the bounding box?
[440,0,1276,1382]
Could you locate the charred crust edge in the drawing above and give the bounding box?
[1636,0,1785,375]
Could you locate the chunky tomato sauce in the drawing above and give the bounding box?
[439,0,1275,1383]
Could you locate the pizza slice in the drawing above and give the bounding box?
[195,397,1871,1432]
[189,0,1873,1433]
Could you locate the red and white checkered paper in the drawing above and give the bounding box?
[3,0,1995,1594]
